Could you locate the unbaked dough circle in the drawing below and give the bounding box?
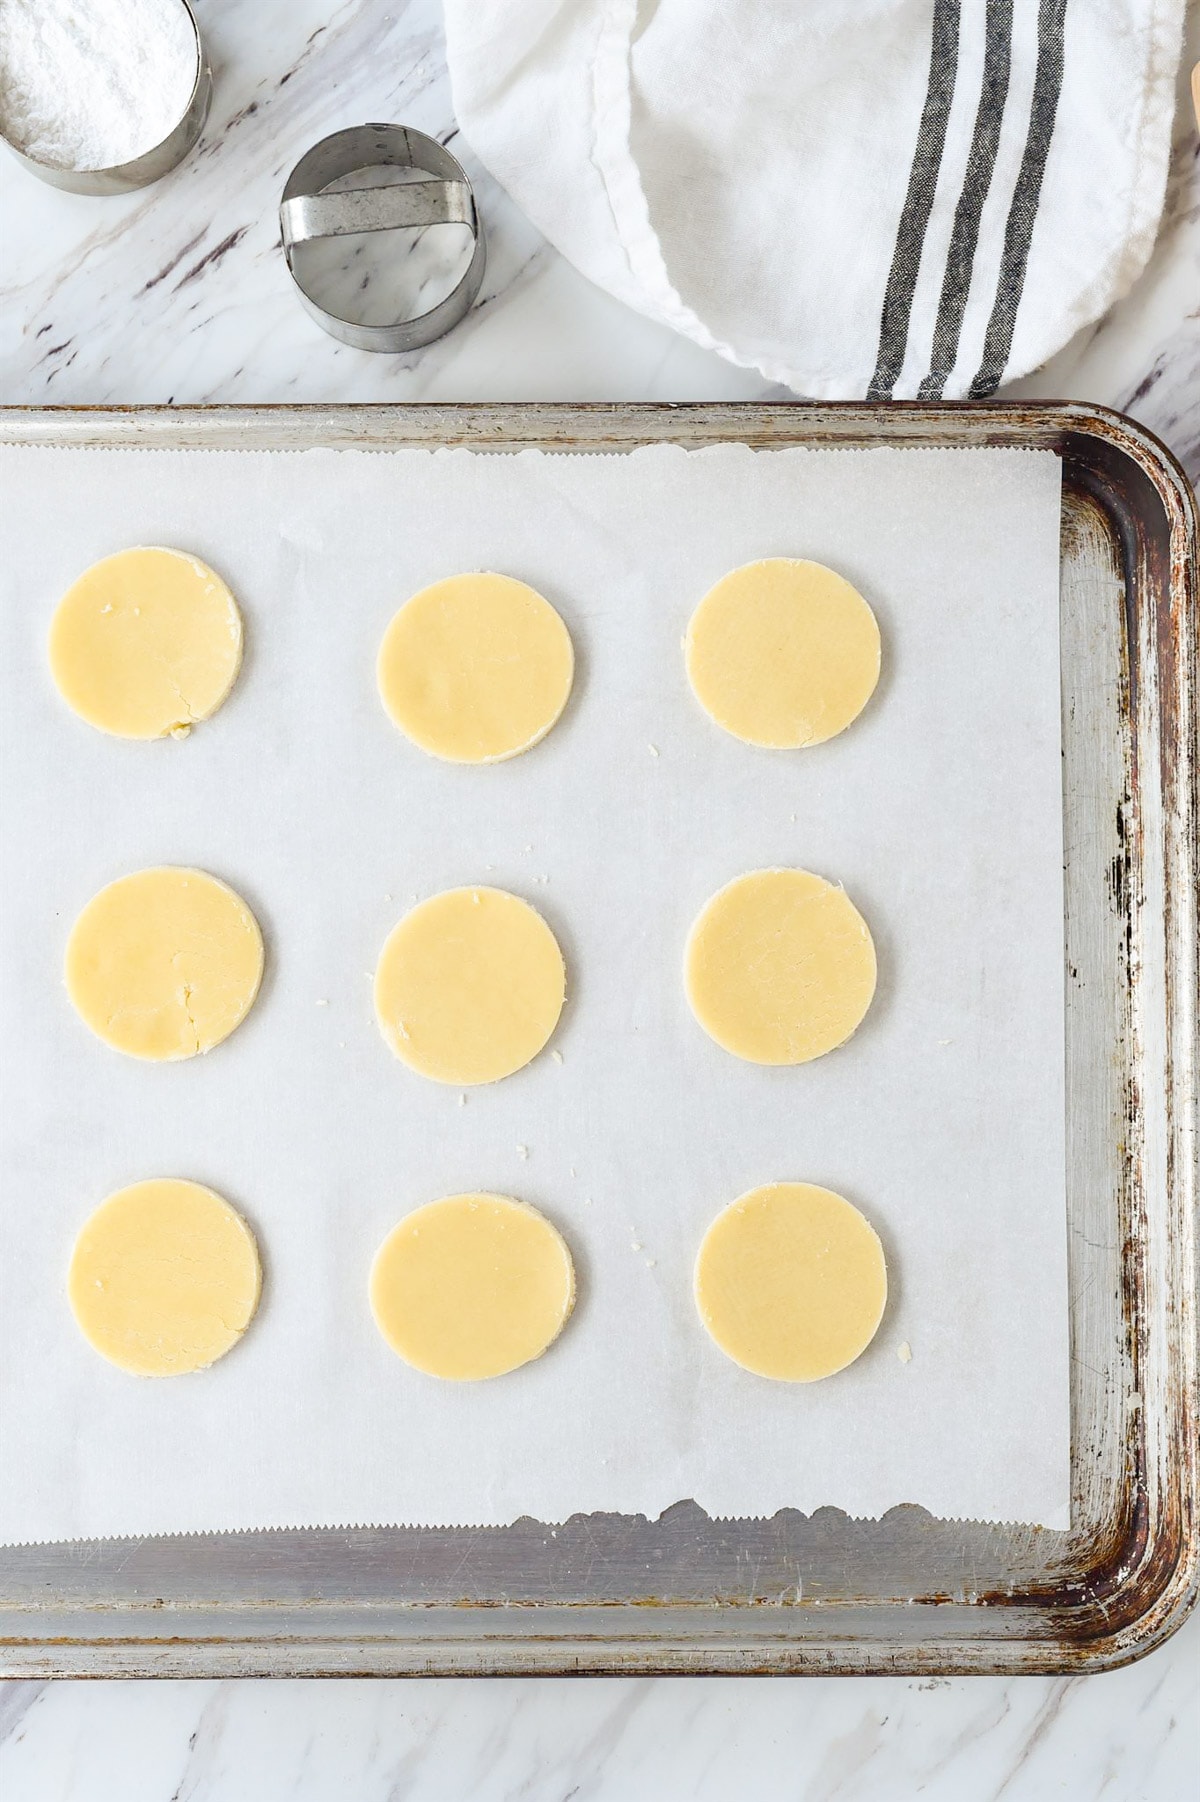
[370,1192,576,1380]
[686,868,876,1065]
[695,1182,887,1381]
[66,866,264,1061]
[374,886,565,1085]
[68,1178,262,1377]
[377,572,574,763]
[685,558,880,748]
[49,547,243,740]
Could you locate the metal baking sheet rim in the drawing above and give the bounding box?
[0,401,1193,1678]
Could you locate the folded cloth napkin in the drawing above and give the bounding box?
[445,0,1184,398]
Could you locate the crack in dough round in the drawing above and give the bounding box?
[695,1182,887,1381]
[374,886,565,1085]
[65,866,264,1061]
[377,572,574,763]
[68,1179,262,1377]
[49,547,243,740]
[686,867,876,1065]
[686,558,880,748]
[370,1192,576,1380]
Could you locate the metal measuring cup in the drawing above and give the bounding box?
[0,0,211,195]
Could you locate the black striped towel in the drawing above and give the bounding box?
[446,0,1184,398]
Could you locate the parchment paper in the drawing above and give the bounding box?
[0,441,1068,1540]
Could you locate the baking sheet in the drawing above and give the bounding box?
[0,441,1068,1540]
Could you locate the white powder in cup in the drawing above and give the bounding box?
[0,0,198,171]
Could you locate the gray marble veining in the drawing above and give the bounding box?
[0,1,1197,1797]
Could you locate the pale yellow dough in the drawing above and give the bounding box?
[49,547,243,740]
[377,572,574,763]
[370,1192,576,1380]
[695,1182,887,1381]
[66,867,264,1061]
[374,886,565,1085]
[68,1178,262,1377]
[686,868,876,1065]
[686,558,880,748]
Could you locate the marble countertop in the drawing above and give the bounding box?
[0,2,1198,1797]
[0,1616,1195,1802]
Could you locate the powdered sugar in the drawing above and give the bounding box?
[0,0,197,171]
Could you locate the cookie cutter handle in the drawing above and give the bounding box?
[280,179,475,245]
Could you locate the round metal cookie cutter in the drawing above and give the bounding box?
[0,0,211,195]
[279,124,486,353]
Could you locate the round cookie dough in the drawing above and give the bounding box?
[695,1182,887,1381]
[49,547,243,740]
[685,558,880,748]
[374,886,565,1085]
[66,866,264,1061]
[686,868,876,1065]
[377,572,574,763]
[370,1192,576,1380]
[68,1178,262,1377]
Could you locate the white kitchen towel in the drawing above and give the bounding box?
[444,0,1185,398]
